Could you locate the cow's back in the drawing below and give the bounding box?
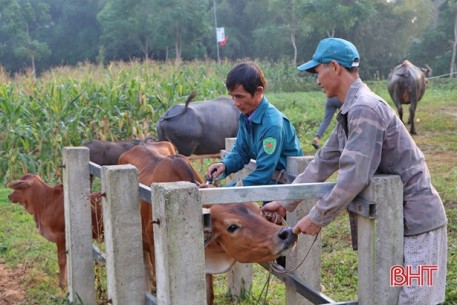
[118,142,176,174]
[83,140,138,165]
[157,97,239,156]
[149,154,204,185]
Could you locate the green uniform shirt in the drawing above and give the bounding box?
[222,97,303,186]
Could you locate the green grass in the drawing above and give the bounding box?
[0,63,456,304]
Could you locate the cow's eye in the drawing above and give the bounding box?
[227,224,239,233]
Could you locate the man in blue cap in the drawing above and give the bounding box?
[263,38,447,305]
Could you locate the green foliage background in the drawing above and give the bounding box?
[0,0,455,80]
[0,60,315,185]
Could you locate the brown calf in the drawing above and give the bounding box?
[7,174,104,288]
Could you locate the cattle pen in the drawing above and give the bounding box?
[61,139,404,305]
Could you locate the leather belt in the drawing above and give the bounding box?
[271,170,296,184]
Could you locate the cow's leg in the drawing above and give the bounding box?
[409,101,417,135]
[143,250,155,292]
[146,222,157,291]
[205,274,214,305]
[140,203,156,292]
[56,236,67,288]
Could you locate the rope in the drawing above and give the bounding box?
[254,211,319,304]
[270,233,319,274]
[263,210,287,226]
[427,71,457,80]
[254,265,273,305]
[260,211,319,273]
[274,169,286,184]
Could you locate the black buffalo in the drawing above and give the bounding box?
[157,93,240,156]
[387,60,431,135]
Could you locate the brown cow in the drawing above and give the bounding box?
[83,139,175,188]
[387,60,431,135]
[7,174,104,288]
[118,146,297,304]
[118,144,200,291]
[202,200,297,304]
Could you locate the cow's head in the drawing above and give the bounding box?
[7,174,43,213]
[204,202,297,274]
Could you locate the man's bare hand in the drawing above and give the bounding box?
[205,163,225,180]
[293,215,321,235]
[261,201,287,224]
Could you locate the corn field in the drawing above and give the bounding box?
[0,60,310,185]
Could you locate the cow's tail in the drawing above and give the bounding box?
[159,92,197,121]
[184,91,197,109]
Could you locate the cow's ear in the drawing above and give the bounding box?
[7,180,30,190]
[204,240,236,274]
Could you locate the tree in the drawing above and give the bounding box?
[262,0,312,65]
[43,0,101,67]
[303,0,375,38]
[152,0,209,60]
[97,0,159,60]
[0,0,454,79]
[0,0,51,75]
[354,0,433,79]
[406,0,454,77]
[98,0,209,61]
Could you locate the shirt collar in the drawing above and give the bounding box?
[341,78,365,114]
[248,97,269,124]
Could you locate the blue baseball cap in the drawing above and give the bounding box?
[297,38,360,73]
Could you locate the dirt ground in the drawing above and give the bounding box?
[0,260,25,305]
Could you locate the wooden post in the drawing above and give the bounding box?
[285,156,321,305]
[357,175,403,305]
[151,182,207,305]
[101,165,146,305]
[62,147,96,305]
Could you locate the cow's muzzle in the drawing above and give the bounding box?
[277,227,298,246]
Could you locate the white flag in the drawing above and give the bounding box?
[216,27,225,43]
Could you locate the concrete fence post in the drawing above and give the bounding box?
[62,147,96,305]
[101,165,146,305]
[357,175,403,305]
[224,137,236,152]
[285,156,321,305]
[222,138,254,298]
[151,182,207,305]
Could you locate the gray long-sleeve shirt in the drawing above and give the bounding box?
[283,78,447,236]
